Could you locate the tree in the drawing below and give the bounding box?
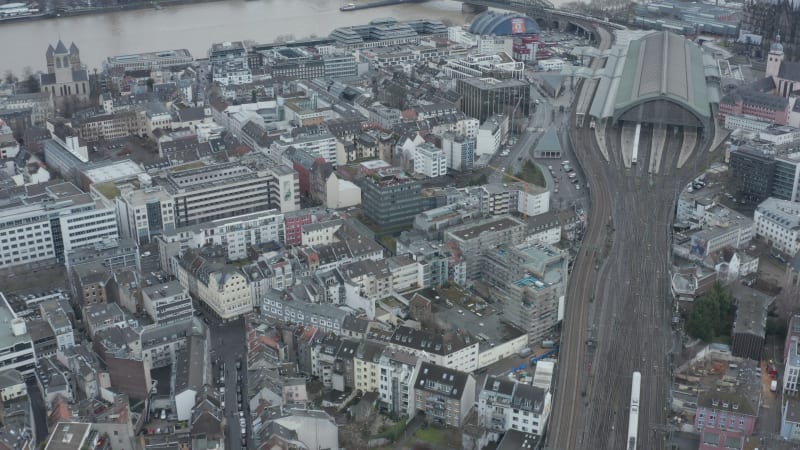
[3,70,17,85]
[146,78,155,92]
[20,66,39,93]
[686,283,734,342]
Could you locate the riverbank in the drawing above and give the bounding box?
[0,0,226,25]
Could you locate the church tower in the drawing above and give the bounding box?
[766,34,785,79]
[52,40,72,84]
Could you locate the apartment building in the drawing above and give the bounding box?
[482,241,568,344]
[377,348,420,418]
[754,197,800,256]
[0,182,118,267]
[354,340,385,394]
[478,376,552,440]
[39,300,75,351]
[413,362,476,427]
[379,326,479,373]
[176,247,253,321]
[444,215,526,284]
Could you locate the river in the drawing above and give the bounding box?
[0,0,479,75]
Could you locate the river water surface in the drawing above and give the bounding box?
[0,0,479,74]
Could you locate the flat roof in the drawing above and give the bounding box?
[0,293,29,349]
[446,216,525,241]
[45,422,92,450]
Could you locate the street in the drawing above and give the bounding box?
[488,71,588,214]
[208,316,249,450]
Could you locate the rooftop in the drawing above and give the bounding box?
[414,362,471,400]
[0,293,31,349]
[45,422,91,450]
[446,215,525,242]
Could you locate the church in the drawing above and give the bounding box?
[766,35,800,98]
[39,40,90,101]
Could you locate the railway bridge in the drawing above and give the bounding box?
[456,0,624,39]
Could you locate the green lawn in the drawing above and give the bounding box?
[504,161,546,188]
[413,427,461,448]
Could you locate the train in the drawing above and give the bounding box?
[631,123,641,165]
[628,371,641,450]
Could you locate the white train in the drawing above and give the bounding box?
[628,371,641,450]
[631,123,641,165]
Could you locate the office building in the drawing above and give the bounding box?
[142,281,194,326]
[209,41,252,86]
[162,162,274,226]
[413,143,448,178]
[360,169,440,229]
[275,132,339,165]
[159,209,285,266]
[0,293,36,378]
[111,180,176,244]
[476,114,509,156]
[444,52,524,80]
[783,315,800,396]
[754,198,800,256]
[441,132,474,172]
[0,182,118,267]
[729,148,800,203]
[104,49,194,71]
[457,77,530,123]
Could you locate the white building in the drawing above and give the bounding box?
[0,182,118,268]
[444,53,523,80]
[478,376,552,440]
[142,281,194,326]
[513,185,550,217]
[414,143,447,178]
[538,58,566,71]
[476,114,508,156]
[39,300,75,351]
[275,132,339,164]
[160,209,285,269]
[377,348,420,418]
[723,113,773,133]
[783,315,800,396]
[210,41,252,86]
[111,177,176,244]
[441,132,475,172]
[758,125,800,145]
[0,293,36,378]
[325,174,361,209]
[754,197,800,256]
[477,36,514,56]
[386,326,480,373]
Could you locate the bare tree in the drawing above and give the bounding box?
[4,70,17,85]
